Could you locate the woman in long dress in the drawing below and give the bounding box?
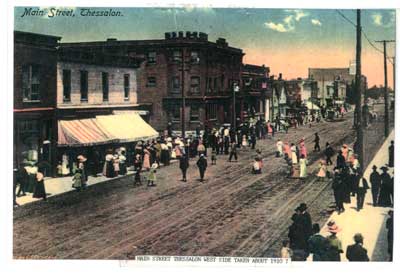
[291,144,298,164]
[299,155,308,179]
[103,151,115,178]
[33,168,47,200]
[143,148,151,171]
[299,140,307,159]
[317,160,327,180]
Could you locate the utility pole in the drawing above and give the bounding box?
[355,9,364,171]
[181,49,186,140]
[375,40,395,137]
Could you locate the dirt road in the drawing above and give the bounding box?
[13,106,390,259]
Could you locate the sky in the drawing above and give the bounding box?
[14,7,396,88]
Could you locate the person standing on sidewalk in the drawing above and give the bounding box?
[324,142,334,166]
[332,168,345,214]
[356,174,369,211]
[388,140,394,167]
[378,166,392,207]
[314,133,321,152]
[308,223,329,261]
[33,167,47,201]
[196,154,208,182]
[386,210,393,261]
[179,154,189,182]
[369,165,381,206]
[326,221,343,261]
[346,233,369,261]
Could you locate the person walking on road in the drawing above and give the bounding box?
[291,143,298,165]
[228,142,238,162]
[388,140,394,167]
[326,221,343,261]
[314,133,321,152]
[356,174,369,211]
[346,233,369,262]
[196,154,208,182]
[133,154,142,186]
[308,223,329,261]
[179,154,189,182]
[369,165,381,206]
[276,139,283,157]
[317,160,327,181]
[147,163,158,187]
[336,150,346,169]
[299,155,308,179]
[324,142,334,166]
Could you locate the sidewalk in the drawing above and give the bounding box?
[316,130,394,262]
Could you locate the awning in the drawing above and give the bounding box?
[58,118,116,147]
[96,113,159,143]
[306,101,320,110]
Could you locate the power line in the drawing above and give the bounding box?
[335,10,357,27]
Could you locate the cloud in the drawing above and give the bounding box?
[264,9,308,33]
[372,13,383,26]
[311,19,322,26]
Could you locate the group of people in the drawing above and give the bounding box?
[14,161,48,204]
[284,202,370,261]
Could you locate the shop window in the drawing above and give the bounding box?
[147,77,157,87]
[147,51,156,64]
[190,76,200,95]
[22,64,40,102]
[207,77,212,94]
[80,70,88,101]
[102,72,109,101]
[62,69,71,102]
[190,106,200,122]
[124,74,130,100]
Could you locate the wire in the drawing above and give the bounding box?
[335,10,357,27]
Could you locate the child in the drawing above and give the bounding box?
[252,158,261,174]
[211,150,217,165]
[72,168,83,192]
[147,162,158,187]
[281,240,293,259]
[317,160,327,181]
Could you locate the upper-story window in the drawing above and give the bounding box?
[147,52,156,64]
[172,50,182,63]
[124,74,130,100]
[62,69,71,102]
[102,72,109,102]
[190,105,200,121]
[171,76,180,94]
[190,76,200,95]
[80,70,88,102]
[22,64,40,102]
[147,77,157,87]
[190,51,200,64]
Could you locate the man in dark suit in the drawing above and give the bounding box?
[196,154,208,182]
[369,165,381,206]
[346,233,369,261]
[356,174,369,211]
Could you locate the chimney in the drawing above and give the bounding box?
[192,31,198,38]
[278,73,282,80]
[216,38,228,47]
[171,32,177,38]
[186,31,192,38]
[107,38,117,42]
[178,31,184,38]
[199,32,208,41]
[165,32,171,39]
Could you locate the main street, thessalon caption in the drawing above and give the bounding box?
[119,256,291,266]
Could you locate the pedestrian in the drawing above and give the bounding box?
[386,210,393,261]
[388,140,394,167]
[378,166,392,207]
[341,167,352,203]
[103,150,115,178]
[113,155,120,177]
[147,163,158,187]
[308,223,329,261]
[281,240,293,259]
[197,141,206,157]
[332,168,345,214]
[133,154,142,186]
[299,154,308,179]
[276,139,283,157]
[118,148,127,175]
[336,150,346,169]
[16,166,28,197]
[228,142,238,162]
[356,174,369,211]
[324,142,334,166]
[217,136,224,155]
[291,143,298,165]
[252,158,262,174]
[72,168,83,192]
[314,133,321,152]
[179,154,189,182]
[242,135,248,147]
[288,207,308,261]
[250,132,256,150]
[326,221,343,261]
[160,141,170,166]
[298,203,313,243]
[369,165,381,206]
[283,142,291,160]
[143,147,151,171]
[346,233,369,261]
[211,150,217,165]
[299,138,307,159]
[196,154,208,182]
[32,167,47,201]
[341,144,349,161]
[317,160,327,181]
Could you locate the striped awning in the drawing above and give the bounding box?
[58,118,116,147]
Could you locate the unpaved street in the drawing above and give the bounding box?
[13,106,390,259]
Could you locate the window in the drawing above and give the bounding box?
[206,104,217,120]
[147,77,157,87]
[62,69,71,102]
[190,106,200,121]
[22,64,40,101]
[171,76,180,94]
[172,50,182,63]
[124,74,130,99]
[213,78,218,91]
[147,52,156,64]
[169,105,180,122]
[102,72,109,101]
[190,76,200,94]
[80,70,88,101]
[207,77,212,94]
[220,74,225,90]
[190,51,199,64]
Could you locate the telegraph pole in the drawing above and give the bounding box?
[375,40,395,137]
[355,9,364,171]
[181,49,186,140]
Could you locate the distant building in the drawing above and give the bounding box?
[61,32,244,131]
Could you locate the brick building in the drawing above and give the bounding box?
[14,31,61,173]
[61,31,244,132]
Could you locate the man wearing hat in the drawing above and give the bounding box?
[388,140,394,167]
[369,165,381,206]
[356,172,369,211]
[326,220,343,261]
[378,166,392,207]
[297,203,313,244]
[346,233,369,261]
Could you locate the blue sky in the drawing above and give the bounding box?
[14,7,396,86]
